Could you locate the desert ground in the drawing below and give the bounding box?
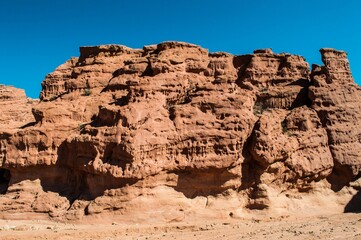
[0,213,360,240]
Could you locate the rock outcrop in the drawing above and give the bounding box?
[0,85,36,132]
[0,42,360,222]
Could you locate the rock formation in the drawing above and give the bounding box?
[0,42,360,222]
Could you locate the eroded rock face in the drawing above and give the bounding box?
[309,49,361,189]
[0,42,360,221]
[0,86,36,132]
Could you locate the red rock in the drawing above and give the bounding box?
[309,48,361,189]
[0,85,36,132]
[0,42,360,221]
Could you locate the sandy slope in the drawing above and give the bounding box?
[0,213,360,240]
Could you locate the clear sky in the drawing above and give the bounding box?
[1,0,361,98]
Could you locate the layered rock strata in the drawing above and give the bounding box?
[0,42,360,221]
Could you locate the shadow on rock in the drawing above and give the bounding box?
[0,168,11,194]
[5,140,138,206]
[344,191,361,213]
[173,167,237,199]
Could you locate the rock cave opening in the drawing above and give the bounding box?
[0,168,11,194]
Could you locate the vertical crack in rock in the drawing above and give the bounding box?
[0,168,11,194]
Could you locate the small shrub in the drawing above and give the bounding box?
[49,95,58,101]
[259,86,269,93]
[281,121,296,137]
[253,102,267,116]
[287,131,296,137]
[83,88,91,96]
[78,123,86,131]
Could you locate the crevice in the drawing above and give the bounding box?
[84,204,90,215]
[233,55,253,87]
[168,106,176,121]
[90,106,122,127]
[110,94,130,107]
[246,201,268,210]
[140,59,154,77]
[19,121,37,129]
[0,168,11,194]
[101,80,129,93]
[239,120,262,191]
[290,86,312,109]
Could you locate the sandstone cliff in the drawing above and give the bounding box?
[0,42,360,222]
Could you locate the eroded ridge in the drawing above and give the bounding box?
[0,42,360,221]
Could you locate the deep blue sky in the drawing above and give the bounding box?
[1,0,361,98]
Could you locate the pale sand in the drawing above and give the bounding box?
[0,213,360,240]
